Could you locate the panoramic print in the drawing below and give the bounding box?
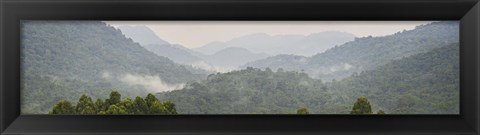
[20,21,459,115]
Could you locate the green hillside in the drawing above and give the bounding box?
[329,43,459,114]
[21,21,205,114]
[157,43,459,114]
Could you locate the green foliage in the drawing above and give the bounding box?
[133,96,148,114]
[377,110,385,114]
[75,95,96,115]
[296,108,310,114]
[157,68,332,114]
[21,21,205,114]
[48,100,75,114]
[49,92,178,115]
[162,101,178,114]
[30,21,459,115]
[107,91,121,105]
[333,44,459,114]
[119,98,135,114]
[149,101,166,114]
[94,99,105,112]
[106,105,128,115]
[159,42,458,114]
[145,93,159,108]
[350,97,373,114]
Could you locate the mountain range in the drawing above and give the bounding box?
[193,31,356,56]
[157,43,459,114]
[243,21,459,81]
[23,21,459,115]
[117,26,270,72]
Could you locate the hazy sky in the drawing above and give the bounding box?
[105,21,433,49]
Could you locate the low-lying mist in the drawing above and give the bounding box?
[102,72,185,92]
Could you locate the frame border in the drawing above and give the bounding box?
[1,0,479,135]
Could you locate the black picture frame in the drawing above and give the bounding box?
[1,0,479,135]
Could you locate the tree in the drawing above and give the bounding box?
[76,94,96,115]
[48,92,179,115]
[149,100,166,114]
[119,98,135,114]
[106,91,121,105]
[162,101,177,114]
[296,107,309,114]
[106,105,128,114]
[49,100,75,114]
[145,93,159,108]
[377,110,385,114]
[80,106,97,115]
[94,99,105,112]
[350,97,373,114]
[133,96,148,114]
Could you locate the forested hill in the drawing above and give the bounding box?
[156,68,335,114]
[21,21,205,114]
[157,43,459,114]
[243,21,459,81]
[329,43,459,114]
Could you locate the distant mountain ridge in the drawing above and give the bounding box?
[194,31,356,56]
[116,26,270,72]
[199,47,270,69]
[243,21,459,81]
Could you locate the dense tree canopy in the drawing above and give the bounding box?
[350,97,373,114]
[49,91,177,115]
[157,43,459,114]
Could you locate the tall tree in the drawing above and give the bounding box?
[145,93,159,108]
[107,91,122,105]
[133,96,148,114]
[162,101,177,114]
[149,100,166,114]
[49,100,75,114]
[119,98,135,114]
[76,95,96,115]
[94,99,105,112]
[350,97,373,114]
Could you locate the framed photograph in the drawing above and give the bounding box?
[1,0,479,134]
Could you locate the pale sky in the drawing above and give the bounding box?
[105,21,433,49]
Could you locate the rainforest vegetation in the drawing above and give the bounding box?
[23,21,459,114]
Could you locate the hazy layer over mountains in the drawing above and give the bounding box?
[244,21,459,81]
[118,22,458,82]
[193,31,355,56]
[117,26,356,73]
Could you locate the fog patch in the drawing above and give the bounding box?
[328,63,354,72]
[101,72,111,79]
[343,63,353,70]
[191,61,235,73]
[119,74,185,92]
